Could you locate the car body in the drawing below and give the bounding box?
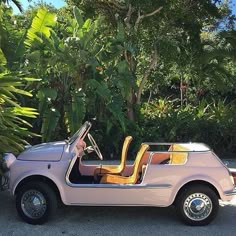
[1,121,236,226]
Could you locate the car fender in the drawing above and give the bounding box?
[169,174,227,204]
[11,170,67,204]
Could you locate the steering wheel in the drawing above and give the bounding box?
[88,133,103,160]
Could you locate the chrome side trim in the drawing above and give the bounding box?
[224,187,236,196]
[66,181,172,189]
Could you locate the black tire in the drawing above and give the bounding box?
[16,182,57,225]
[175,185,219,226]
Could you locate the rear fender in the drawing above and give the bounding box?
[169,175,230,204]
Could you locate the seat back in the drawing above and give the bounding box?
[169,144,188,164]
[119,136,133,172]
[129,144,150,183]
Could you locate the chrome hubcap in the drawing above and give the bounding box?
[183,193,212,221]
[21,190,47,219]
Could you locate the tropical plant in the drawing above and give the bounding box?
[140,97,236,155]
[0,63,38,153]
[7,6,128,158]
[0,3,38,154]
[69,0,233,120]
[0,0,22,12]
[1,1,235,158]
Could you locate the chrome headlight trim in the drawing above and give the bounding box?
[3,153,16,169]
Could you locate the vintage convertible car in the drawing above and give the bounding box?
[1,121,236,226]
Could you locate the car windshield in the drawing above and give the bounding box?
[68,121,91,144]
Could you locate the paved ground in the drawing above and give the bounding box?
[0,190,236,236]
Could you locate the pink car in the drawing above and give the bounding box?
[1,121,236,226]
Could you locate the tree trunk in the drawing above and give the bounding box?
[136,47,158,104]
[127,88,136,121]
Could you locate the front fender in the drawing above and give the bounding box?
[11,170,67,204]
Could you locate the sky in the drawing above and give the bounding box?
[11,0,66,13]
[10,0,236,15]
[232,0,236,14]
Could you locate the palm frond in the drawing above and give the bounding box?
[25,7,57,47]
[0,71,38,153]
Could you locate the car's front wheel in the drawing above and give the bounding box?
[176,185,219,226]
[16,182,57,225]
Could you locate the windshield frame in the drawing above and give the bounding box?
[68,121,92,145]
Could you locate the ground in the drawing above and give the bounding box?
[0,191,236,236]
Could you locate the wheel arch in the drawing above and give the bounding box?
[14,175,62,204]
[173,180,220,205]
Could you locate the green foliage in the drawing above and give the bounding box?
[64,91,86,134]
[23,6,131,143]
[140,99,236,154]
[1,1,236,159]
[0,0,23,12]
[0,3,38,154]
[41,108,60,142]
[25,2,236,156]
[25,7,57,47]
[0,71,38,153]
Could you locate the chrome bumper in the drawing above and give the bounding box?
[225,187,236,196]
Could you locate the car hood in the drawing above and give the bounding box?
[17,141,66,161]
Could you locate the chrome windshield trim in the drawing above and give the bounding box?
[68,121,91,144]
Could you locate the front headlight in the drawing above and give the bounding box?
[0,154,14,191]
[1,153,16,171]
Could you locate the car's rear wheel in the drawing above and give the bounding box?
[175,185,219,226]
[16,182,57,225]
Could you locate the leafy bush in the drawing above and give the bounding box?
[138,99,236,155]
[89,98,236,159]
